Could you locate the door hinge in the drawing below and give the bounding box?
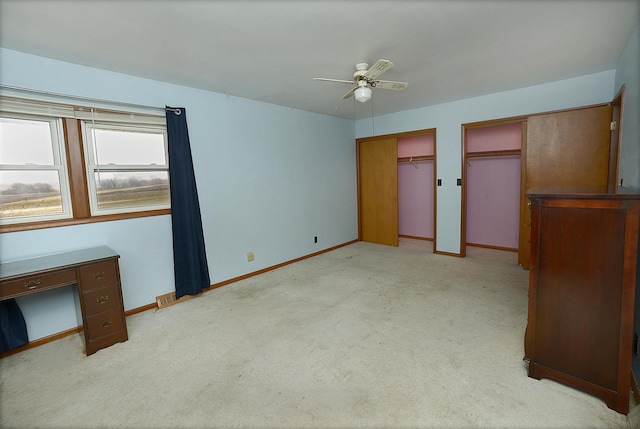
[610,121,617,131]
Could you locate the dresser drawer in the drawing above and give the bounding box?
[86,307,125,340]
[78,260,119,291]
[82,284,122,316]
[0,269,76,299]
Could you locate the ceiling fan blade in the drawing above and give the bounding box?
[314,77,355,85]
[341,86,357,99]
[374,80,408,90]
[363,59,393,80]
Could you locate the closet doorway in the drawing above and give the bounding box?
[463,102,618,268]
[397,133,435,250]
[357,129,436,251]
[462,121,524,259]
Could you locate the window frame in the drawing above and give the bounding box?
[0,113,73,225]
[81,121,171,216]
[0,100,171,234]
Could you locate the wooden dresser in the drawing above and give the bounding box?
[0,246,128,355]
[524,186,640,414]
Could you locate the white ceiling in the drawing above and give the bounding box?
[1,1,638,120]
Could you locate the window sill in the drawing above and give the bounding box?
[0,208,171,234]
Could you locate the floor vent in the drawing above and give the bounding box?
[156,292,201,309]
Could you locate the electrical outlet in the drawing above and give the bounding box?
[247,252,254,262]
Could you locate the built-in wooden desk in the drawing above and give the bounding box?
[0,246,128,355]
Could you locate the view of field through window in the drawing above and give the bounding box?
[0,117,66,219]
[0,171,64,218]
[87,127,170,212]
[93,171,170,210]
[1,116,170,222]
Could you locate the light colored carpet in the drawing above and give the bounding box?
[0,241,632,428]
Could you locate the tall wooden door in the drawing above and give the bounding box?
[518,105,612,268]
[358,137,398,246]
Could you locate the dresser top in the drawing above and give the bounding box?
[0,246,119,280]
[526,185,640,200]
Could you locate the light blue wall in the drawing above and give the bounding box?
[0,48,357,340]
[615,22,640,190]
[356,71,617,254]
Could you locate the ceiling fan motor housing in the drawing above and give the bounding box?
[354,63,369,82]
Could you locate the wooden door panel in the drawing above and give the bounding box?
[526,106,611,188]
[519,105,612,268]
[359,138,398,246]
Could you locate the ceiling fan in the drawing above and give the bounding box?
[314,59,408,103]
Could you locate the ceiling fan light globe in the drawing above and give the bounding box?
[355,86,372,103]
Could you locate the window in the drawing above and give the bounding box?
[82,123,170,215]
[0,114,72,224]
[0,95,170,232]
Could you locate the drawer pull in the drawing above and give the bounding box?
[24,279,41,290]
[96,295,109,304]
[101,320,112,328]
[93,272,105,280]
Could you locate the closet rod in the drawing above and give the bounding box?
[397,156,433,162]
[0,84,167,114]
[466,149,521,158]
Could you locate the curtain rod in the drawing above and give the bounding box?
[0,84,179,114]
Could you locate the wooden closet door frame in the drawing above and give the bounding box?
[357,128,437,250]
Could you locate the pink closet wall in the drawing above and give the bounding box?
[466,156,520,248]
[397,134,434,239]
[466,123,521,250]
[397,135,434,158]
[466,123,521,152]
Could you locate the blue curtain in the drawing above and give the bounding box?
[166,106,211,299]
[0,299,28,353]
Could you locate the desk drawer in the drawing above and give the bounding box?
[86,307,125,340]
[82,284,122,316]
[0,269,76,299]
[78,260,119,291]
